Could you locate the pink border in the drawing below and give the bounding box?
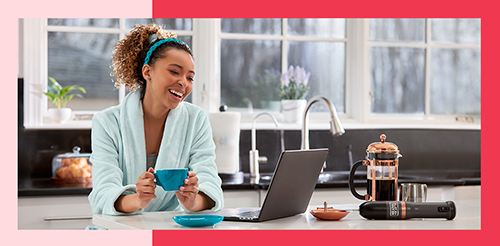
[152,0,495,245]
[5,0,152,245]
[5,1,495,245]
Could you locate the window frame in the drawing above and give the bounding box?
[22,18,480,130]
[366,18,481,126]
[216,18,352,124]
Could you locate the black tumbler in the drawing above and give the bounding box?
[359,201,456,220]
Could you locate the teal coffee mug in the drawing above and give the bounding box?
[153,168,189,191]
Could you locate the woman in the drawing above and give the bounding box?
[88,24,224,215]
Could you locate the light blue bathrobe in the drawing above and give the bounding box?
[88,89,224,215]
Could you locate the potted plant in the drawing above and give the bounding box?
[280,66,310,123]
[44,77,86,123]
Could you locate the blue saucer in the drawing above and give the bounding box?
[172,215,224,227]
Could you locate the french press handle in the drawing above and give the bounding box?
[348,160,366,200]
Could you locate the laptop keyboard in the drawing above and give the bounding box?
[238,210,260,219]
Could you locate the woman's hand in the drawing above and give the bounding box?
[114,167,156,213]
[135,167,157,208]
[175,171,215,211]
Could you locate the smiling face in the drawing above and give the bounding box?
[142,48,195,114]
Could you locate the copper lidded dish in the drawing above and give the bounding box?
[310,202,349,221]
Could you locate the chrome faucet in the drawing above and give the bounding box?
[249,112,279,183]
[301,96,344,180]
[301,96,345,150]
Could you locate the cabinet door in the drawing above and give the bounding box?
[18,195,93,230]
[223,190,260,208]
[453,185,480,200]
[258,188,362,208]
[309,188,361,207]
[308,186,481,206]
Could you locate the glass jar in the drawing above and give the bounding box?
[51,146,92,182]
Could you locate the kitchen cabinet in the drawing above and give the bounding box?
[223,190,261,208]
[19,191,260,229]
[256,188,362,207]
[258,185,481,208]
[18,195,93,229]
[256,188,364,207]
[309,185,480,206]
[452,185,481,200]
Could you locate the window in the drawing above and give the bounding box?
[23,18,480,128]
[369,18,481,116]
[220,18,347,113]
[47,18,193,111]
[430,19,481,115]
[47,19,120,111]
[23,18,193,126]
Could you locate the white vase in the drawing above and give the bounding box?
[48,108,72,123]
[281,99,307,123]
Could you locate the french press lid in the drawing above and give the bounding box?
[366,134,402,160]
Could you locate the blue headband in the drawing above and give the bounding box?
[143,38,188,66]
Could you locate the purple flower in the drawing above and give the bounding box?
[281,66,310,85]
[295,66,311,85]
[280,73,290,86]
[287,65,295,77]
[279,65,311,100]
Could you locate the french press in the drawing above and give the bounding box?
[348,134,402,201]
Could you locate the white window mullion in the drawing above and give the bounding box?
[282,18,288,73]
[220,33,284,41]
[362,19,372,124]
[23,18,48,127]
[425,18,432,116]
[46,25,121,34]
[347,18,371,124]
[118,18,127,104]
[192,18,221,112]
[344,19,354,121]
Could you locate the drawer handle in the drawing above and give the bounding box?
[44,216,92,221]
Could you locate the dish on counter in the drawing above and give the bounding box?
[172,215,224,227]
[310,207,349,220]
[51,146,92,183]
[51,157,92,183]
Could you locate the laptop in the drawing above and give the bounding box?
[220,148,329,222]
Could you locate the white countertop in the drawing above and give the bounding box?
[92,199,480,230]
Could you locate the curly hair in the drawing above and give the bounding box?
[111,23,193,93]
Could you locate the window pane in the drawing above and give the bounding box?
[48,32,119,110]
[123,35,193,103]
[221,40,281,111]
[288,18,345,38]
[178,36,193,103]
[370,18,425,43]
[125,18,192,31]
[371,47,425,113]
[288,41,345,113]
[431,49,481,115]
[221,18,281,35]
[432,18,481,44]
[176,35,192,48]
[48,18,119,28]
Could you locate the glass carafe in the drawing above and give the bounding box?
[349,134,402,201]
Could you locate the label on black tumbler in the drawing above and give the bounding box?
[387,201,401,219]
